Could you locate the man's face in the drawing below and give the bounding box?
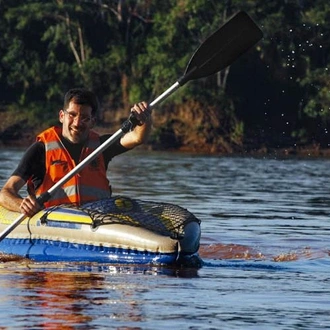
[59,101,94,143]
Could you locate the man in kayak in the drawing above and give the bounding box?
[0,88,152,217]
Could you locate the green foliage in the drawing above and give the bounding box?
[300,68,330,118]
[1,0,330,149]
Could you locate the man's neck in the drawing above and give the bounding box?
[60,135,85,164]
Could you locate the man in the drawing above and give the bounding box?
[0,88,152,217]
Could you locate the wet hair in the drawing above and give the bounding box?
[63,88,99,116]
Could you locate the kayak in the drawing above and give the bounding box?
[0,196,202,267]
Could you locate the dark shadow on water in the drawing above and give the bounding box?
[202,259,289,271]
[0,255,200,278]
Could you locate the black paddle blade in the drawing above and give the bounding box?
[179,11,263,85]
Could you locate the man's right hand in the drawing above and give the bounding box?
[19,195,42,217]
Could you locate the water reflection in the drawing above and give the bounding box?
[19,271,95,328]
[0,262,199,328]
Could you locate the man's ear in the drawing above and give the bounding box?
[59,109,64,123]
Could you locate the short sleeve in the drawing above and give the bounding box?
[12,142,46,186]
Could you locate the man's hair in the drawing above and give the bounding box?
[63,88,99,116]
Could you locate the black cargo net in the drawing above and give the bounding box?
[77,196,201,240]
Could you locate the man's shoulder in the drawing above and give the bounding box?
[12,141,46,180]
[99,134,129,161]
[99,134,112,143]
[25,141,45,156]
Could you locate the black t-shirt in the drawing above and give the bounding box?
[12,134,128,188]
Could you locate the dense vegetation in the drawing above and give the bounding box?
[0,0,329,153]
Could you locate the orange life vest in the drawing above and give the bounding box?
[36,126,111,207]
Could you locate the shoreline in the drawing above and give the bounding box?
[1,124,329,159]
[2,139,329,160]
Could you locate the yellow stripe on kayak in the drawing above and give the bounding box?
[0,206,92,225]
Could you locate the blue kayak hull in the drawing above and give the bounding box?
[0,237,177,264]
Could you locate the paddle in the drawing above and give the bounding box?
[0,11,263,242]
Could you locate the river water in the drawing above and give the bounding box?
[0,147,329,329]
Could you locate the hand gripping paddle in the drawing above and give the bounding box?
[0,11,263,242]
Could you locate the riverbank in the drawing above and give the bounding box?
[1,133,329,159]
[1,117,329,158]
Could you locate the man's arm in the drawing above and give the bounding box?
[0,176,40,216]
[0,175,26,211]
[0,142,45,216]
[120,101,152,149]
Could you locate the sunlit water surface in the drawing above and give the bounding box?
[0,148,329,329]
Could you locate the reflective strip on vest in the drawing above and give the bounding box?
[48,184,110,203]
[45,138,99,152]
[45,140,63,152]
